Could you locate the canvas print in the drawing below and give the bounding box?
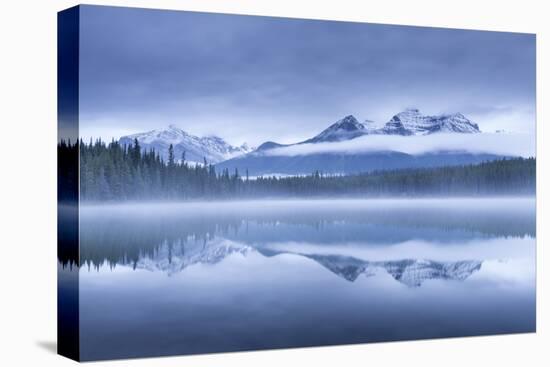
[58,5,536,361]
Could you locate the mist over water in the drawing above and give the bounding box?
[66,198,535,360]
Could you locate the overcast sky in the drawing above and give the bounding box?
[79,5,536,146]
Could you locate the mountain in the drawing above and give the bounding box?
[304,109,481,139]
[303,115,369,143]
[118,109,487,175]
[119,125,253,164]
[254,114,372,151]
[266,109,480,147]
[215,109,494,176]
[297,109,480,143]
[381,108,480,135]
[216,150,503,176]
[255,141,288,152]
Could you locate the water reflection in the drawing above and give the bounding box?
[74,198,535,270]
[70,198,535,361]
[108,239,484,287]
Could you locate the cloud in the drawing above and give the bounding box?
[264,132,535,158]
[77,6,536,144]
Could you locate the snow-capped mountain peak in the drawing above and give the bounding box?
[331,115,365,131]
[381,108,480,135]
[303,115,367,143]
[249,109,480,154]
[119,125,254,164]
[123,125,189,145]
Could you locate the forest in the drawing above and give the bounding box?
[57,139,536,201]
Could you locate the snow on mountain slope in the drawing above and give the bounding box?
[303,115,367,143]
[245,109,480,158]
[214,108,496,176]
[117,109,479,166]
[303,108,481,140]
[119,125,253,164]
[381,108,480,135]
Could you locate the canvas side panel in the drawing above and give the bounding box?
[57,5,80,362]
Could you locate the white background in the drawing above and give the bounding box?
[0,0,547,365]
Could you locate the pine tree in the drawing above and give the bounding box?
[73,138,535,201]
[168,144,175,168]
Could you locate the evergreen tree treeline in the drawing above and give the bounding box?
[58,139,535,201]
[79,138,224,200]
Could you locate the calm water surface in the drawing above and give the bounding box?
[59,198,536,361]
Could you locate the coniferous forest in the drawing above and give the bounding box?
[58,139,536,202]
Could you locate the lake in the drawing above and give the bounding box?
[59,198,536,361]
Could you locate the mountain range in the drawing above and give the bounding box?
[119,124,253,164]
[119,109,503,175]
[303,108,479,143]
[217,110,500,176]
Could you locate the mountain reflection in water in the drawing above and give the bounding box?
[64,199,535,361]
[106,239,483,287]
[64,198,535,288]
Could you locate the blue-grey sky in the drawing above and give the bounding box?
[79,5,536,146]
